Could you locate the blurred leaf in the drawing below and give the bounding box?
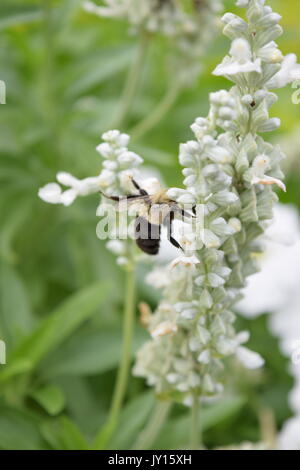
[0,194,33,262]
[0,261,34,348]
[64,46,135,99]
[109,391,155,449]
[41,416,88,450]
[0,281,111,382]
[30,384,65,416]
[0,406,45,450]
[0,3,42,30]
[39,326,148,378]
[54,376,104,437]
[56,417,89,450]
[153,396,246,449]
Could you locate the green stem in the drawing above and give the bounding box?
[92,267,136,449]
[190,394,202,450]
[111,31,150,129]
[132,401,172,450]
[130,80,181,141]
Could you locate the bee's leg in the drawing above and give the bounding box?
[166,211,183,251]
[170,235,183,251]
[101,192,140,201]
[131,178,148,196]
[179,209,196,220]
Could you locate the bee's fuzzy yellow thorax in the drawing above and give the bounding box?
[150,189,170,204]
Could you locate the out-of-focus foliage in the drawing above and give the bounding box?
[0,0,299,449]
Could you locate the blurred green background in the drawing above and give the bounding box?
[0,0,299,450]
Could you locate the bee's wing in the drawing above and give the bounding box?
[116,195,149,212]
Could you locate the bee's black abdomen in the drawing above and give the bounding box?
[134,217,161,256]
[136,237,160,255]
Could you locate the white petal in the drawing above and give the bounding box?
[213,57,261,76]
[230,38,252,62]
[150,322,178,338]
[38,183,62,204]
[252,175,286,191]
[170,255,200,268]
[236,346,264,369]
[56,171,78,187]
[267,54,300,89]
[60,188,78,206]
[235,330,250,345]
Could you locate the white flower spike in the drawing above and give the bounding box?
[134,0,290,404]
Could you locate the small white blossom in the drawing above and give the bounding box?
[170,255,200,269]
[150,321,178,339]
[236,346,264,369]
[250,154,286,191]
[279,416,300,450]
[267,54,300,89]
[213,38,262,76]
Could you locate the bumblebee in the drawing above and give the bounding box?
[102,178,194,255]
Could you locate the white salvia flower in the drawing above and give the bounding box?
[106,240,125,255]
[278,416,300,450]
[146,266,171,289]
[250,155,286,191]
[38,183,66,205]
[235,346,264,369]
[38,174,103,206]
[267,54,300,89]
[213,38,262,76]
[170,254,200,269]
[150,321,178,339]
[39,129,144,263]
[134,0,289,405]
[236,0,250,6]
[84,0,224,87]
[258,42,283,64]
[237,203,300,447]
[238,204,300,317]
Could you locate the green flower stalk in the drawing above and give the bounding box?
[133,0,299,409]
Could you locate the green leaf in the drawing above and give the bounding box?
[109,392,155,450]
[0,261,34,348]
[64,46,135,99]
[41,416,88,450]
[39,326,147,378]
[57,417,89,450]
[153,396,246,449]
[54,376,105,437]
[0,406,45,450]
[30,385,65,416]
[0,281,111,383]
